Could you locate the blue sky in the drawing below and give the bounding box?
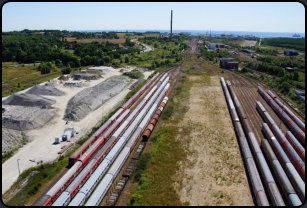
[2,2,305,33]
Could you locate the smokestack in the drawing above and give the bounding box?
[170,10,173,38]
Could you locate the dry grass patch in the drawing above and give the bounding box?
[173,74,254,206]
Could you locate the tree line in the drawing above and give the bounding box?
[262,37,305,51]
[2,30,140,67]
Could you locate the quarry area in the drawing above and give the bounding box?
[2,66,153,194]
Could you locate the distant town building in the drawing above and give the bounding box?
[284,49,298,56]
[220,58,239,70]
[241,49,256,55]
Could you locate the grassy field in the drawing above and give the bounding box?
[64,33,160,45]
[2,64,91,97]
[129,65,191,206]
[117,32,160,39]
[2,64,62,97]
[122,40,185,69]
[2,61,18,66]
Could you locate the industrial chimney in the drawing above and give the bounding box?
[170,10,173,38]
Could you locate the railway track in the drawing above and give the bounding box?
[77,75,170,206]
[221,74,305,206]
[34,71,171,206]
[35,43,190,206]
[224,70,290,144]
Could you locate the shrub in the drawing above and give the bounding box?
[123,71,144,79]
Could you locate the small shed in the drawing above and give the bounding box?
[62,128,75,141]
[220,58,238,70]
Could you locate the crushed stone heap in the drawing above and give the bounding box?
[65,75,132,121]
[2,93,56,107]
[2,128,27,154]
[26,84,65,96]
[2,105,56,131]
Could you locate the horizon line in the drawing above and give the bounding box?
[2,29,305,34]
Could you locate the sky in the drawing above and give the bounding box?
[2,2,305,33]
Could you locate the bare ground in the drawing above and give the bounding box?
[173,76,254,206]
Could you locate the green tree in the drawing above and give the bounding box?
[61,65,71,74]
[125,56,129,63]
[293,71,299,81]
[38,62,51,74]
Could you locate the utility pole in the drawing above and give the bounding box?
[170,10,173,39]
[17,159,25,206]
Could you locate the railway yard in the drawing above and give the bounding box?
[220,70,305,205]
[3,38,305,206]
[31,71,172,206]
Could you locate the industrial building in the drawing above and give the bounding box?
[207,42,227,50]
[220,58,239,70]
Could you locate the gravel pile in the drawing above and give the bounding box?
[64,81,84,87]
[2,128,27,154]
[65,75,132,121]
[26,85,65,96]
[73,72,100,80]
[2,105,56,131]
[2,93,56,107]
[87,66,115,74]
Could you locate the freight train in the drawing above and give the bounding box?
[68,79,170,206]
[226,79,285,206]
[36,72,164,206]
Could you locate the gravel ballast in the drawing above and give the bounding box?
[2,105,56,131]
[2,128,27,154]
[2,93,56,107]
[64,75,132,121]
